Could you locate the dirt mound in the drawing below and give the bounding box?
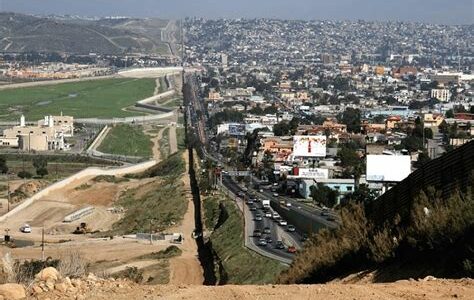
[10,180,49,203]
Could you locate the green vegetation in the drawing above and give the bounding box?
[204,193,287,284]
[278,179,474,283]
[92,175,129,184]
[74,183,91,191]
[0,78,156,121]
[98,124,153,158]
[159,127,170,159]
[176,128,186,150]
[138,246,183,260]
[132,151,185,179]
[109,154,187,235]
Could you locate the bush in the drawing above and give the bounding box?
[117,267,143,283]
[58,251,87,278]
[17,171,33,179]
[140,246,183,260]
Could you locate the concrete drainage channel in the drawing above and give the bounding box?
[187,146,220,285]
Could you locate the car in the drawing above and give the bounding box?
[287,225,296,232]
[237,191,245,197]
[301,233,309,242]
[263,227,271,234]
[274,217,282,223]
[253,229,262,237]
[259,189,264,193]
[246,199,254,205]
[326,216,336,222]
[257,238,267,246]
[287,246,297,254]
[272,212,280,219]
[273,192,279,197]
[320,210,329,217]
[20,224,31,233]
[249,206,257,211]
[273,182,279,186]
[279,219,288,226]
[285,202,292,207]
[265,236,273,244]
[275,241,285,249]
[255,214,263,221]
[264,211,272,218]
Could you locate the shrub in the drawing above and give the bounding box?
[58,251,87,278]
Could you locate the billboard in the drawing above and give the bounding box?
[293,135,327,157]
[366,155,411,182]
[228,124,246,136]
[289,167,329,179]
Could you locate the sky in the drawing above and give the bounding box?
[0,0,472,25]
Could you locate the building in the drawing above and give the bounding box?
[431,89,451,102]
[1,115,74,151]
[298,178,356,204]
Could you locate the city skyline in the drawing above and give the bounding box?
[1,0,472,25]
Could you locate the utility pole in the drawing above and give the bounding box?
[41,225,45,261]
[6,173,10,212]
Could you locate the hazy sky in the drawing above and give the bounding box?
[1,0,472,24]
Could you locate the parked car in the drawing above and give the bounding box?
[265,236,273,244]
[253,229,262,237]
[20,224,31,233]
[263,227,271,234]
[287,225,296,232]
[279,219,288,226]
[287,246,297,253]
[275,240,285,250]
[257,238,267,246]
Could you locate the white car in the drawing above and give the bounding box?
[20,224,32,233]
[264,211,272,218]
[285,202,292,207]
[279,219,288,226]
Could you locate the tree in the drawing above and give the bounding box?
[0,156,8,174]
[33,156,48,178]
[338,108,361,133]
[342,184,378,204]
[424,128,433,140]
[310,183,339,208]
[273,121,290,136]
[446,109,454,118]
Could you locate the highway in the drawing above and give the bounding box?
[183,72,338,263]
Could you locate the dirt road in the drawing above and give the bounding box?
[167,152,203,285]
[169,125,178,155]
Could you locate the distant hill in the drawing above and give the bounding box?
[0,13,172,55]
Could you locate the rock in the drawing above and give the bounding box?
[35,267,60,282]
[87,273,98,281]
[45,279,55,290]
[64,277,72,287]
[0,283,27,300]
[423,275,437,282]
[55,282,68,293]
[32,284,43,294]
[76,295,85,300]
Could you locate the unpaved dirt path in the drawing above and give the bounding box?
[167,151,203,285]
[169,125,178,155]
[106,260,159,275]
[150,126,166,161]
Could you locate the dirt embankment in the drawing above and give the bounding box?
[33,277,473,300]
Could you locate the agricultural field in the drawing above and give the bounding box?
[0,78,156,121]
[97,124,153,158]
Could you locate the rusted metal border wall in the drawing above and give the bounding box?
[367,141,474,226]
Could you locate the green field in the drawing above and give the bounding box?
[97,124,153,158]
[0,78,156,121]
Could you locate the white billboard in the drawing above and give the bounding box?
[293,135,327,157]
[366,155,411,182]
[287,168,329,179]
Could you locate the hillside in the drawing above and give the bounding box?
[0,13,172,55]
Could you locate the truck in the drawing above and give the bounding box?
[262,200,271,209]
